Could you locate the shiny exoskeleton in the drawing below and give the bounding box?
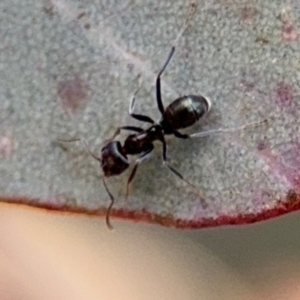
[59,4,212,229]
[101,94,210,179]
[96,36,211,228]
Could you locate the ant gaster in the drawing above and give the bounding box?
[59,4,265,229]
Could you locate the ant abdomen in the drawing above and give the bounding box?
[161,95,211,132]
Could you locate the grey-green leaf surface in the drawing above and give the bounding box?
[1,0,300,227]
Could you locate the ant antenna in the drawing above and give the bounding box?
[58,138,115,229]
[190,119,268,138]
[57,137,101,162]
[102,177,114,230]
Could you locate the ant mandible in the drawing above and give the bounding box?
[59,4,265,229]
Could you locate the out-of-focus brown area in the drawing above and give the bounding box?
[1,203,300,300]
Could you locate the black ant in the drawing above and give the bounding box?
[58,4,266,229]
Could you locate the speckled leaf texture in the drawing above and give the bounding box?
[1,0,300,228]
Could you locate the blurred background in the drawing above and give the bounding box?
[1,204,300,300]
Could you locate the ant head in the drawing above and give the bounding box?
[101,141,129,177]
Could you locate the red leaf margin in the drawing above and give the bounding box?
[2,189,300,229]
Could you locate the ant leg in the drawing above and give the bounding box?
[129,92,155,124]
[125,147,154,201]
[102,177,115,230]
[156,3,197,115]
[159,135,199,191]
[189,119,268,138]
[172,119,268,139]
[173,130,189,139]
[57,138,101,162]
[156,47,174,114]
[120,126,144,132]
